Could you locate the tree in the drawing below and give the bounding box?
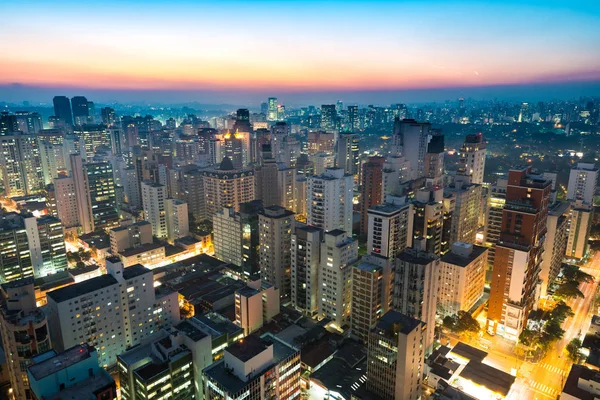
[566,338,582,362]
[549,301,574,323]
[562,265,594,284]
[442,311,480,335]
[554,281,584,300]
[519,328,540,347]
[78,249,92,262]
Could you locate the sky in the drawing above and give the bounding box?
[1,0,600,104]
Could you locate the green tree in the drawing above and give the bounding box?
[566,338,582,362]
[549,301,574,322]
[442,311,480,335]
[554,281,584,300]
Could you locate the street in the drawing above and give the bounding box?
[520,251,600,399]
[441,251,600,400]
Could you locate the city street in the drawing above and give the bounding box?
[520,251,600,399]
[442,251,600,399]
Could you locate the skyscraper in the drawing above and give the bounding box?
[306,168,353,234]
[318,229,358,329]
[259,206,294,296]
[336,132,359,175]
[53,96,73,126]
[291,224,323,316]
[71,96,90,126]
[487,166,551,340]
[0,278,50,400]
[394,243,439,353]
[458,133,487,185]
[360,156,385,235]
[85,161,119,230]
[165,199,189,242]
[0,214,34,283]
[201,157,255,220]
[351,261,384,343]
[267,97,278,121]
[393,118,431,180]
[101,106,116,126]
[541,201,570,297]
[367,195,413,258]
[483,177,507,272]
[141,181,167,238]
[24,215,67,278]
[567,162,598,204]
[321,104,337,130]
[366,311,425,400]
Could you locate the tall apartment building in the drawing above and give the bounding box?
[0,279,51,400]
[366,311,425,400]
[306,168,353,234]
[394,244,440,353]
[487,166,551,341]
[118,328,211,400]
[203,333,301,400]
[318,229,358,329]
[85,162,119,231]
[109,221,153,253]
[46,257,180,368]
[259,206,294,296]
[412,186,451,255]
[565,163,597,261]
[336,132,359,175]
[121,167,142,209]
[214,207,244,266]
[255,145,280,207]
[567,162,598,204]
[566,200,593,260]
[0,214,33,282]
[382,154,410,198]
[28,344,117,400]
[393,118,431,180]
[165,198,189,242]
[360,156,385,236]
[291,225,323,316]
[235,280,280,336]
[438,242,488,317]
[180,166,205,220]
[24,215,67,278]
[277,165,297,211]
[307,131,335,155]
[351,262,384,343]
[541,201,570,297]
[201,157,255,220]
[367,195,413,258]
[445,179,482,245]
[423,133,445,185]
[141,181,167,238]
[458,133,487,185]
[0,134,43,197]
[483,177,507,272]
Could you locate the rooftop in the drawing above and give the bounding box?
[374,310,422,336]
[119,242,164,257]
[28,344,95,381]
[41,370,115,400]
[122,264,151,280]
[175,319,209,342]
[397,248,439,265]
[459,361,515,397]
[441,244,488,268]
[562,364,599,400]
[194,312,243,338]
[47,274,118,303]
[450,342,488,363]
[226,335,269,362]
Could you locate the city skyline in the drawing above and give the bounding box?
[1,0,600,104]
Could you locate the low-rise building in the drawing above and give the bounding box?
[235,280,280,336]
[28,344,116,400]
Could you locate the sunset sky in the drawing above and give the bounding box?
[1,0,599,103]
